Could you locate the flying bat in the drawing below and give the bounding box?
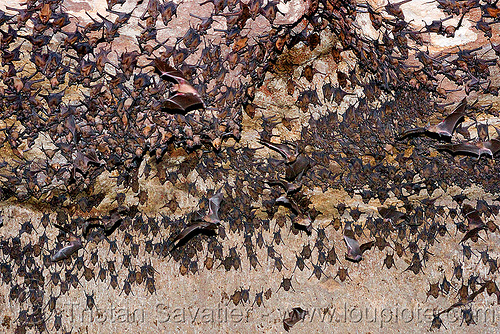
[154,58,204,113]
[266,178,302,194]
[258,139,299,164]
[398,98,467,140]
[460,226,486,243]
[170,190,223,248]
[275,194,302,215]
[343,223,374,262]
[51,235,83,262]
[283,307,308,331]
[461,204,484,230]
[292,213,313,234]
[436,139,500,159]
[285,154,311,181]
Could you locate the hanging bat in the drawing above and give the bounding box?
[170,190,223,248]
[51,235,83,262]
[436,139,500,159]
[154,58,204,113]
[283,307,308,331]
[398,98,467,140]
[258,139,299,164]
[344,223,374,262]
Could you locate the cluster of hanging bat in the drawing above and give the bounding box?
[49,61,207,261]
[398,98,500,158]
[170,138,313,250]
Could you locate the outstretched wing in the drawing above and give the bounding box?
[208,190,223,221]
[484,138,500,156]
[172,222,209,245]
[397,127,426,140]
[153,58,185,83]
[436,143,480,156]
[162,93,204,112]
[343,227,362,262]
[434,110,465,137]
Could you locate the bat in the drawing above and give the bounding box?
[171,221,219,248]
[343,223,374,262]
[461,204,484,230]
[460,226,486,243]
[285,154,311,181]
[258,139,298,164]
[153,58,204,113]
[283,307,308,331]
[292,214,313,234]
[51,235,82,262]
[275,194,302,215]
[398,98,466,140]
[439,284,487,316]
[436,139,500,159]
[383,0,412,19]
[266,178,302,194]
[170,190,223,247]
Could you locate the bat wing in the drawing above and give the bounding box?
[285,154,310,182]
[360,241,375,254]
[467,285,486,302]
[267,179,301,194]
[460,226,484,243]
[343,232,362,261]
[434,111,465,137]
[163,93,204,112]
[462,204,484,229]
[484,138,500,156]
[283,317,295,331]
[51,237,82,262]
[436,143,480,156]
[397,127,426,140]
[172,222,208,245]
[284,308,307,331]
[208,191,223,221]
[453,97,467,115]
[275,195,301,215]
[258,140,294,160]
[153,58,185,83]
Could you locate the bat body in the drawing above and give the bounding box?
[283,307,308,331]
[51,235,82,262]
[154,58,204,113]
[258,139,298,164]
[437,139,500,159]
[398,98,466,140]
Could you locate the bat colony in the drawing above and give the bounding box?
[1,0,500,332]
